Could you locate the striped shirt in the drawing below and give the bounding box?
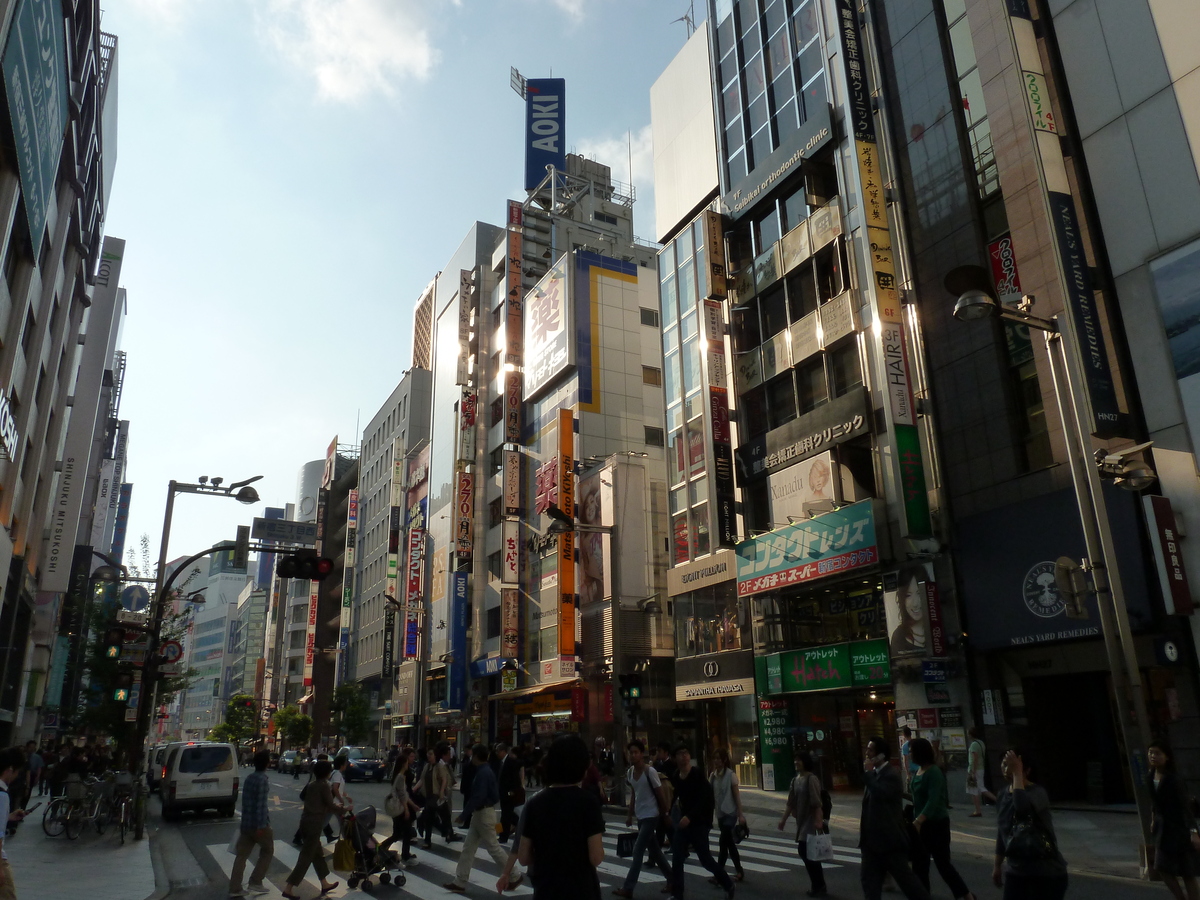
[240,770,270,832]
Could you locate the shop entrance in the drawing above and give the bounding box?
[1023,671,1130,804]
[787,690,895,792]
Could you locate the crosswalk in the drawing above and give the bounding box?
[205,814,861,897]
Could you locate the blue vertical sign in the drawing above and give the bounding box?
[524,78,566,190]
[446,572,469,711]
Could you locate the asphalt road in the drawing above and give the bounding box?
[150,767,1166,900]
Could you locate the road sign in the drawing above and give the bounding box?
[160,640,184,663]
[252,517,318,545]
[121,585,150,612]
[158,663,182,677]
[117,608,147,626]
[124,709,136,722]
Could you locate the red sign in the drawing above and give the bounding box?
[736,546,878,596]
[988,234,1022,297]
[673,515,689,564]
[917,708,938,729]
[1146,495,1195,615]
[603,683,614,723]
[455,471,474,558]
[925,580,946,657]
[534,457,559,514]
[571,687,587,722]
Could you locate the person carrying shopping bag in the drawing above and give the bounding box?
[779,750,827,898]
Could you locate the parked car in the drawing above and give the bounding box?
[146,744,168,793]
[160,741,240,820]
[268,752,280,770]
[335,747,387,782]
[278,750,300,774]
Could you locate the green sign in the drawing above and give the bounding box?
[895,424,932,537]
[773,643,851,693]
[754,656,796,791]
[850,638,890,686]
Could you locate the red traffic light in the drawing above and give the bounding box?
[276,552,335,581]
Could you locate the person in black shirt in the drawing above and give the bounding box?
[496,743,525,844]
[670,744,734,900]
[519,733,605,900]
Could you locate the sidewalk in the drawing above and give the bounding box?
[737,786,1145,881]
[8,816,158,900]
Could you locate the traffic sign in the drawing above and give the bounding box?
[117,609,148,626]
[160,640,184,663]
[121,585,150,612]
[252,517,318,545]
[158,663,183,677]
[124,709,136,722]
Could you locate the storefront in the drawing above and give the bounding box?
[488,682,586,749]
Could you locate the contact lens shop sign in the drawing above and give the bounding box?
[735,499,878,597]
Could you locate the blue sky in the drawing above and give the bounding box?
[102,0,706,565]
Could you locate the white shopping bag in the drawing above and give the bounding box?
[806,832,835,862]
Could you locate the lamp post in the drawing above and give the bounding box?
[952,289,1154,844]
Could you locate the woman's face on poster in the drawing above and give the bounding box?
[901,574,924,622]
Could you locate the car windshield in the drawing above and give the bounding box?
[341,748,374,760]
[179,746,233,774]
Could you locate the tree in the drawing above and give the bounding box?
[273,705,312,749]
[330,684,372,745]
[209,694,257,745]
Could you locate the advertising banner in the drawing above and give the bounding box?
[578,468,608,604]
[836,0,931,537]
[447,572,469,710]
[405,528,425,607]
[338,488,358,686]
[455,469,474,560]
[850,638,891,686]
[505,370,523,443]
[767,451,838,524]
[382,608,395,678]
[506,204,525,367]
[524,78,566,190]
[504,449,521,516]
[459,388,478,461]
[1144,495,1194,615]
[884,565,932,658]
[557,409,576,659]
[735,499,878,597]
[524,257,572,400]
[303,579,319,687]
[457,269,473,385]
[702,210,728,299]
[501,520,520,584]
[501,588,520,657]
[2,0,67,258]
[110,484,133,563]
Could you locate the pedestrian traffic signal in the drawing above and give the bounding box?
[617,673,642,704]
[103,626,124,660]
[113,671,134,703]
[276,551,335,581]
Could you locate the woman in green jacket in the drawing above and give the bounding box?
[910,738,975,900]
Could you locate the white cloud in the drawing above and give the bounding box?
[260,0,440,103]
[548,0,587,17]
[122,0,192,26]
[576,123,654,195]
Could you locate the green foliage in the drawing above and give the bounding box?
[214,693,258,744]
[273,705,312,748]
[330,684,372,745]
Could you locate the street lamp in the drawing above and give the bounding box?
[949,281,1155,844]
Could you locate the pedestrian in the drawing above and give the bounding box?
[496,742,525,844]
[900,726,916,791]
[779,750,826,898]
[859,738,930,900]
[424,743,459,846]
[966,727,996,816]
[614,739,672,898]
[519,733,605,900]
[583,752,608,805]
[0,747,29,900]
[669,743,734,900]
[281,760,341,900]
[908,738,975,900]
[387,743,400,780]
[292,753,329,845]
[229,750,273,898]
[327,755,351,842]
[708,748,746,884]
[20,745,39,810]
[653,742,676,850]
[379,748,420,867]
[992,748,1067,900]
[1148,741,1200,900]
[37,745,55,797]
[443,744,524,894]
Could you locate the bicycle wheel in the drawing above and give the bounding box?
[118,799,128,844]
[42,799,65,837]
[65,807,83,840]
[93,799,111,834]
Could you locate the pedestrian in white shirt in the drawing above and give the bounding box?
[0,747,31,899]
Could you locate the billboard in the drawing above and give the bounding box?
[578,469,609,605]
[501,520,520,584]
[501,588,520,658]
[458,388,478,461]
[524,78,566,190]
[447,572,469,710]
[883,563,932,658]
[504,449,521,516]
[766,451,837,523]
[2,0,67,258]
[524,258,572,399]
[457,269,473,385]
[557,409,576,659]
[455,469,474,560]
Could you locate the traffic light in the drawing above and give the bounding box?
[276,550,335,581]
[103,626,124,660]
[113,671,134,703]
[617,673,642,705]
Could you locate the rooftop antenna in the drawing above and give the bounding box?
[671,1,696,38]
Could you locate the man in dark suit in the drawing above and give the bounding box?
[859,738,929,900]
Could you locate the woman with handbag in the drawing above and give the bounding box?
[909,738,975,900]
[282,760,342,900]
[993,748,1067,900]
[1148,740,1200,900]
[709,748,746,883]
[779,750,827,898]
[380,749,421,867]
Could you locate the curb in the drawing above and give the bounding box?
[145,824,171,900]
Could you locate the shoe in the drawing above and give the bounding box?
[613,890,634,898]
[443,883,467,893]
[319,883,339,895]
[247,887,270,896]
[282,891,301,900]
[734,871,745,882]
[422,841,433,850]
[447,833,462,842]
[229,891,246,898]
[507,873,524,891]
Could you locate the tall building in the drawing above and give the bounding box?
[352,367,431,747]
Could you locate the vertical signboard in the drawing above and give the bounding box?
[501,588,520,658]
[382,608,395,678]
[457,269,473,385]
[455,468,474,560]
[523,257,572,400]
[505,201,525,442]
[524,78,566,190]
[459,388,478,461]
[557,409,576,662]
[503,449,521,516]
[403,528,425,657]
[303,579,319,688]
[702,210,728,299]
[704,299,737,546]
[2,0,68,258]
[1144,495,1195,615]
[110,484,133,563]
[338,488,358,685]
[501,520,521,584]
[1002,2,1122,437]
[447,572,469,710]
[836,0,931,537]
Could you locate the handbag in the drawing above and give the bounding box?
[384,792,402,819]
[616,831,637,858]
[806,831,835,862]
[1005,810,1058,861]
[332,836,357,871]
[733,821,749,844]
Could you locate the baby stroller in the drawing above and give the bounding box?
[344,805,404,890]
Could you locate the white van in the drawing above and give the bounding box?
[160,741,240,819]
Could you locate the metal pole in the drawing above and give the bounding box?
[1052,315,1154,843]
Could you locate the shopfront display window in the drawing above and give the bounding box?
[675,581,750,657]
[753,579,885,653]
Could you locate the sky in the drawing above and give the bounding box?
[100,0,707,567]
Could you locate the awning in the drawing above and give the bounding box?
[487,679,581,702]
[299,692,314,704]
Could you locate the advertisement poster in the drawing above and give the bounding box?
[883,564,932,658]
[578,469,608,604]
[524,257,572,399]
[767,451,837,523]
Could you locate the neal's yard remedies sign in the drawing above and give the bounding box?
[524,78,565,190]
[735,499,878,597]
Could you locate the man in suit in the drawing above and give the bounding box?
[859,738,929,900]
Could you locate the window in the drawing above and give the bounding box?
[642,366,662,386]
[20,306,35,357]
[828,342,862,397]
[767,374,798,428]
[488,498,502,528]
[486,605,501,639]
[490,397,503,427]
[178,746,233,774]
[640,307,660,327]
[488,551,501,581]
[490,446,504,475]
[645,426,665,447]
[796,358,829,413]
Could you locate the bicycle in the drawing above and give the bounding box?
[42,796,69,837]
[112,772,135,844]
